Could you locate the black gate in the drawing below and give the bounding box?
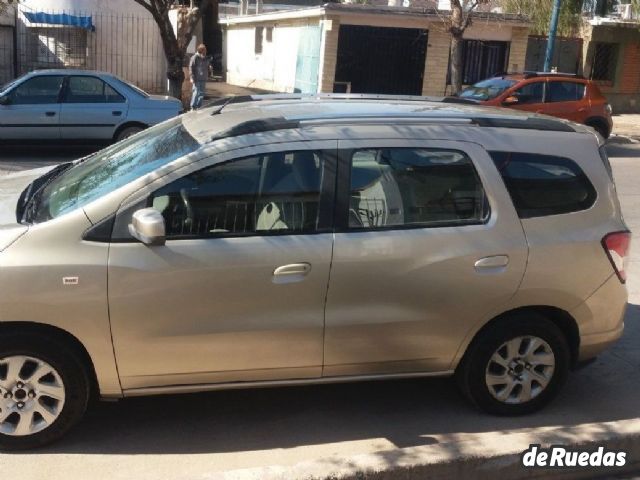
[334,25,428,95]
[450,40,510,86]
[525,36,583,74]
[0,25,15,85]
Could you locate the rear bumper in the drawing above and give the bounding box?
[578,323,624,362]
[571,274,627,361]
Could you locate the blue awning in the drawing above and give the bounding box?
[24,12,95,31]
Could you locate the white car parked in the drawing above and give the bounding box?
[0,70,183,143]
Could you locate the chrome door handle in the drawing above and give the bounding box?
[475,255,509,271]
[273,263,312,276]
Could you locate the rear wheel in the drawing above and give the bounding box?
[0,334,89,450]
[115,125,144,142]
[456,313,570,415]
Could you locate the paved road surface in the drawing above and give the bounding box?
[0,143,638,479]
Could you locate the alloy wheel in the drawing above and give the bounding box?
[0,356,66,436]
[484,336,555,405]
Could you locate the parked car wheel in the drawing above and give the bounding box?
[0,333,90,450]
[115,125,145,142]
[456,313,570,415]
[585,119,610,139]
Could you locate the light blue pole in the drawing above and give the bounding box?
[544,0,562,71]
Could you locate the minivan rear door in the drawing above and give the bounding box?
[323,138,528,377]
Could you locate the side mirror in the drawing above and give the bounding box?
[502,95,519,106]
[128,208,166,246]
[0,96,10,106]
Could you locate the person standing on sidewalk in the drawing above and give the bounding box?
[189,44,211,110]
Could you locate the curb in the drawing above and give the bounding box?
[209,420,640,480]
[608,134,640,145]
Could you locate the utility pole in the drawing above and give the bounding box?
[543,0,561,71]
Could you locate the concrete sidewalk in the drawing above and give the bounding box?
[611,115,640,143]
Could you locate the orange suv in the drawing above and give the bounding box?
[459,72,613,138]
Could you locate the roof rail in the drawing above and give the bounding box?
[491,71,584,79]
[208,113,577,143]
[206,93,476,114]
[522,71,584,79]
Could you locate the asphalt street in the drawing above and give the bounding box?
[0,142,638,479]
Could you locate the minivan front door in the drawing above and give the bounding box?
[108,143,336,390]
[323,139,528,377]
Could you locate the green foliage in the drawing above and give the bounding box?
[501,0,583,36]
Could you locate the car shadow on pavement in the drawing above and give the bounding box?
[15,303,638,456]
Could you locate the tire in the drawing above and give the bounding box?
[115,125,144,142]
[586,120,610,139]
[0,333,90,450]
[456,312,570,416]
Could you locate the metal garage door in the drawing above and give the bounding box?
[334,25,428,95]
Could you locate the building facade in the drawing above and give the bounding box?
[14,0,167,93]
[221,3,530,96]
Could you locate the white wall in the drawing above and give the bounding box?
[226,20,317,92]
[17,0,167,93]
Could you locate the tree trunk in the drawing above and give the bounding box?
[449,0,465,95]
[167,56,186,100]
[450,32,464,95]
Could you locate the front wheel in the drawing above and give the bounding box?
[456,313,570,415]
[0,334,90,450]
[586,120,610,139]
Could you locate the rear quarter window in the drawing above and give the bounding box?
[489,151,597,218]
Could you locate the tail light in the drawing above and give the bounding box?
[602,231,631,283]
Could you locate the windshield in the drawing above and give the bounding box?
[0,78,20,95]
[460,78,518,101]
[24,118,200,223]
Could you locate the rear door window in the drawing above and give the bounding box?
[64,76,125,103]
[347,148,488,229]
[490,151,596,218]
[547,81,585,103]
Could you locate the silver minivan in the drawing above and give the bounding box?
[0,95,630,449]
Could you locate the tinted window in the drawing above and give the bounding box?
[490,151,597,218]
[348,148,487,229]
[64,76,125,103]
[151,150,326,238]
[547,81,585,103]
[513,82,544,104]
[9,76,63,104]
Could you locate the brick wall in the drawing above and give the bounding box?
[619,41,640,94]
[422,25,450,96]
[508,26,529,73]
[319,16,340,93]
